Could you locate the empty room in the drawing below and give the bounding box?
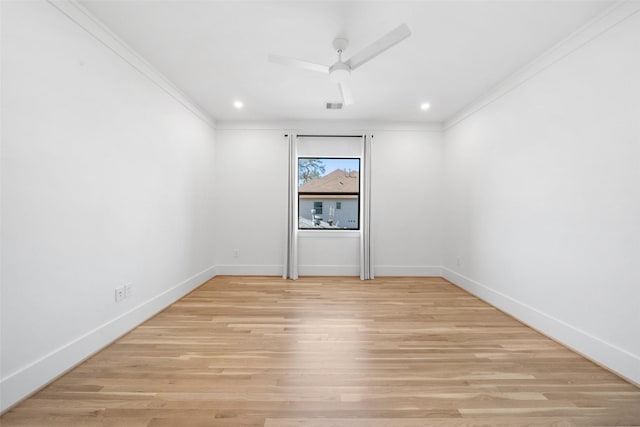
[1,0,639,425]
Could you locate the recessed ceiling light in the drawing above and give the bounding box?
[233,100,244,109]
[420,102,431,111]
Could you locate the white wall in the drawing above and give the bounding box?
[214,124,444,277]
[0,1,217,411]
[442,8,640,384]
[372,131,443,276]
[213,129,288,275]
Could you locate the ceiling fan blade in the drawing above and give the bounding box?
[268,54,330,74]
[338,80,354,105]
[345,24,411,70]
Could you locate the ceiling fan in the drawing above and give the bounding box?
[268,24,411,106]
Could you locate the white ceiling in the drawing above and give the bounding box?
[80,1,614,123]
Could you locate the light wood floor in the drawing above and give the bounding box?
[2,276,639,426]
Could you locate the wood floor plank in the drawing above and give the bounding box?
[2,276,638,426]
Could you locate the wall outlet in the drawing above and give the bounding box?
[115,286,125,302]
[116,284,132,303]
[233,249,240,258]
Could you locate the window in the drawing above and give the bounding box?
[298,157,360,230]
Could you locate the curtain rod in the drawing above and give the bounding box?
[284,134,364,138]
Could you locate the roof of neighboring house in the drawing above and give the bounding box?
[299,169,359,193]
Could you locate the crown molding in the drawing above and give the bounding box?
[444,0,640,130]
[47,0,216,128]
[215,120,443,133]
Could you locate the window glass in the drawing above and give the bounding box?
[298,158,360,230]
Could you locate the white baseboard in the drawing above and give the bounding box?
[216,264,444,278]
[298,264,360,276]
[375,265,443,277]
[215,264,284,276]
[442,267,640,386]
[0,265,216,413]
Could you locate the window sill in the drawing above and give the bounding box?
[297,229,360,238]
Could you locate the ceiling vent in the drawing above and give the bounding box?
[326,102,343,110]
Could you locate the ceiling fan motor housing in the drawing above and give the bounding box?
[329,61,351,83]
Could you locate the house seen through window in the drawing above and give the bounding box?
[298,157,360,230]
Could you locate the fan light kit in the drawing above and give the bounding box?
[269,24,411,106]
